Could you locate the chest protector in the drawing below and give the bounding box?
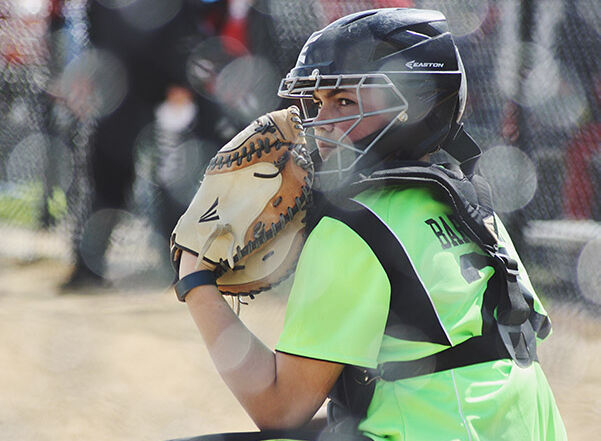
[310,130,552,438]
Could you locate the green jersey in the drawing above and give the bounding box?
[276,185,566,441]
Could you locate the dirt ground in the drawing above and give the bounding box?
[1,255,600,441]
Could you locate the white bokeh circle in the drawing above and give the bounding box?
[477,145,538,213]
[60,48,128,119]
[120,0,183,31]
[419,0,491,37]
[577,238,601,305]
[214,55,280,121]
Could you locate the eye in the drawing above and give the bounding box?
[338,98,356,107]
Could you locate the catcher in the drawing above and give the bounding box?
[170,8,567,441]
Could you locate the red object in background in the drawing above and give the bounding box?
[373,0,414,7]
[3,43,26,65]
[320,0,415,23]
[562,122,601,219]
[501,101,520,144]
[218,0,416,57]
[1,0,52,66]
[219,0,250,57]
[221,15,248,56]
[50,0,63,19]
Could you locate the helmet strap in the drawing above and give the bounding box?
[442,124,482,177]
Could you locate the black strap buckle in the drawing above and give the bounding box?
[350,367,381,385]
[495,252,519,278]
[492,251,530,326]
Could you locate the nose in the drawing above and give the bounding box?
[314,104,334,132]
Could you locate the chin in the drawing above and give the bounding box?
[317,143,337,160]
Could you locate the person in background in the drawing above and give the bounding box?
[61,0,231,289]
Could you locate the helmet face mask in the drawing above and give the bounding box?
[280,72,409,175]
[278,8,466,179]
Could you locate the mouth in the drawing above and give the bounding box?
[314,130,339,158]
[316,140,337,160]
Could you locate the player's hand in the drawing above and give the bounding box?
[179,250,216,280]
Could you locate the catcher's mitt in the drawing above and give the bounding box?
[170,106,313,297]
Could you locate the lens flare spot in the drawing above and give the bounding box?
[420,0,491,37]
[60,49,128,119]
[532,70,587,130]
[497,42,561,107]
[97,210,172,289]
[96,0,138,8]
[186,37,249,101]
[210,322,253,373]
[120,0,183,31]
[577,237,601,305]
[215,55,280,121]
[477,145,537,213]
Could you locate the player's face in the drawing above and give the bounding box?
[312,87,393,160]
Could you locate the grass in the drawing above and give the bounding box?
[0,181,67,228]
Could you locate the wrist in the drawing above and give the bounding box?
[175,270,217,302]
[178,251,217,279]
[196,258,217,272]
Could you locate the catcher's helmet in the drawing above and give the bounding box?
[278,8,467,174]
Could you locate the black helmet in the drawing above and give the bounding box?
[278,8,467,174]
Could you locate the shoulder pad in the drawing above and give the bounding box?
[348,163,498,249]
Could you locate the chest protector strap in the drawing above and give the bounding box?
[320,163,550,434]
[315,127,551,435]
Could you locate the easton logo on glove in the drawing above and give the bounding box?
[198,198,220,223]
[170,106,314,297]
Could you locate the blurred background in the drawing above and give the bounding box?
[1,0,601,440]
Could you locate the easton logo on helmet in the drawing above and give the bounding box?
[405,60,445,70]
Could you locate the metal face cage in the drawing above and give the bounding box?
[278,72,409,175]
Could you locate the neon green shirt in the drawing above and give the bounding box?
[276,185,566,441]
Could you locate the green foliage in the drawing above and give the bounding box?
[0,182,67,227]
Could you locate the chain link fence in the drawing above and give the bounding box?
[1,0,600,304]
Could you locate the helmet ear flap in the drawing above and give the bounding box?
[439,52,467,152]
[455,48,468,124]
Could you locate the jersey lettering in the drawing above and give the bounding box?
[440,216,464,247]
[448,214,471,243]
[425,215,469,250]
[425,218,451,249]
